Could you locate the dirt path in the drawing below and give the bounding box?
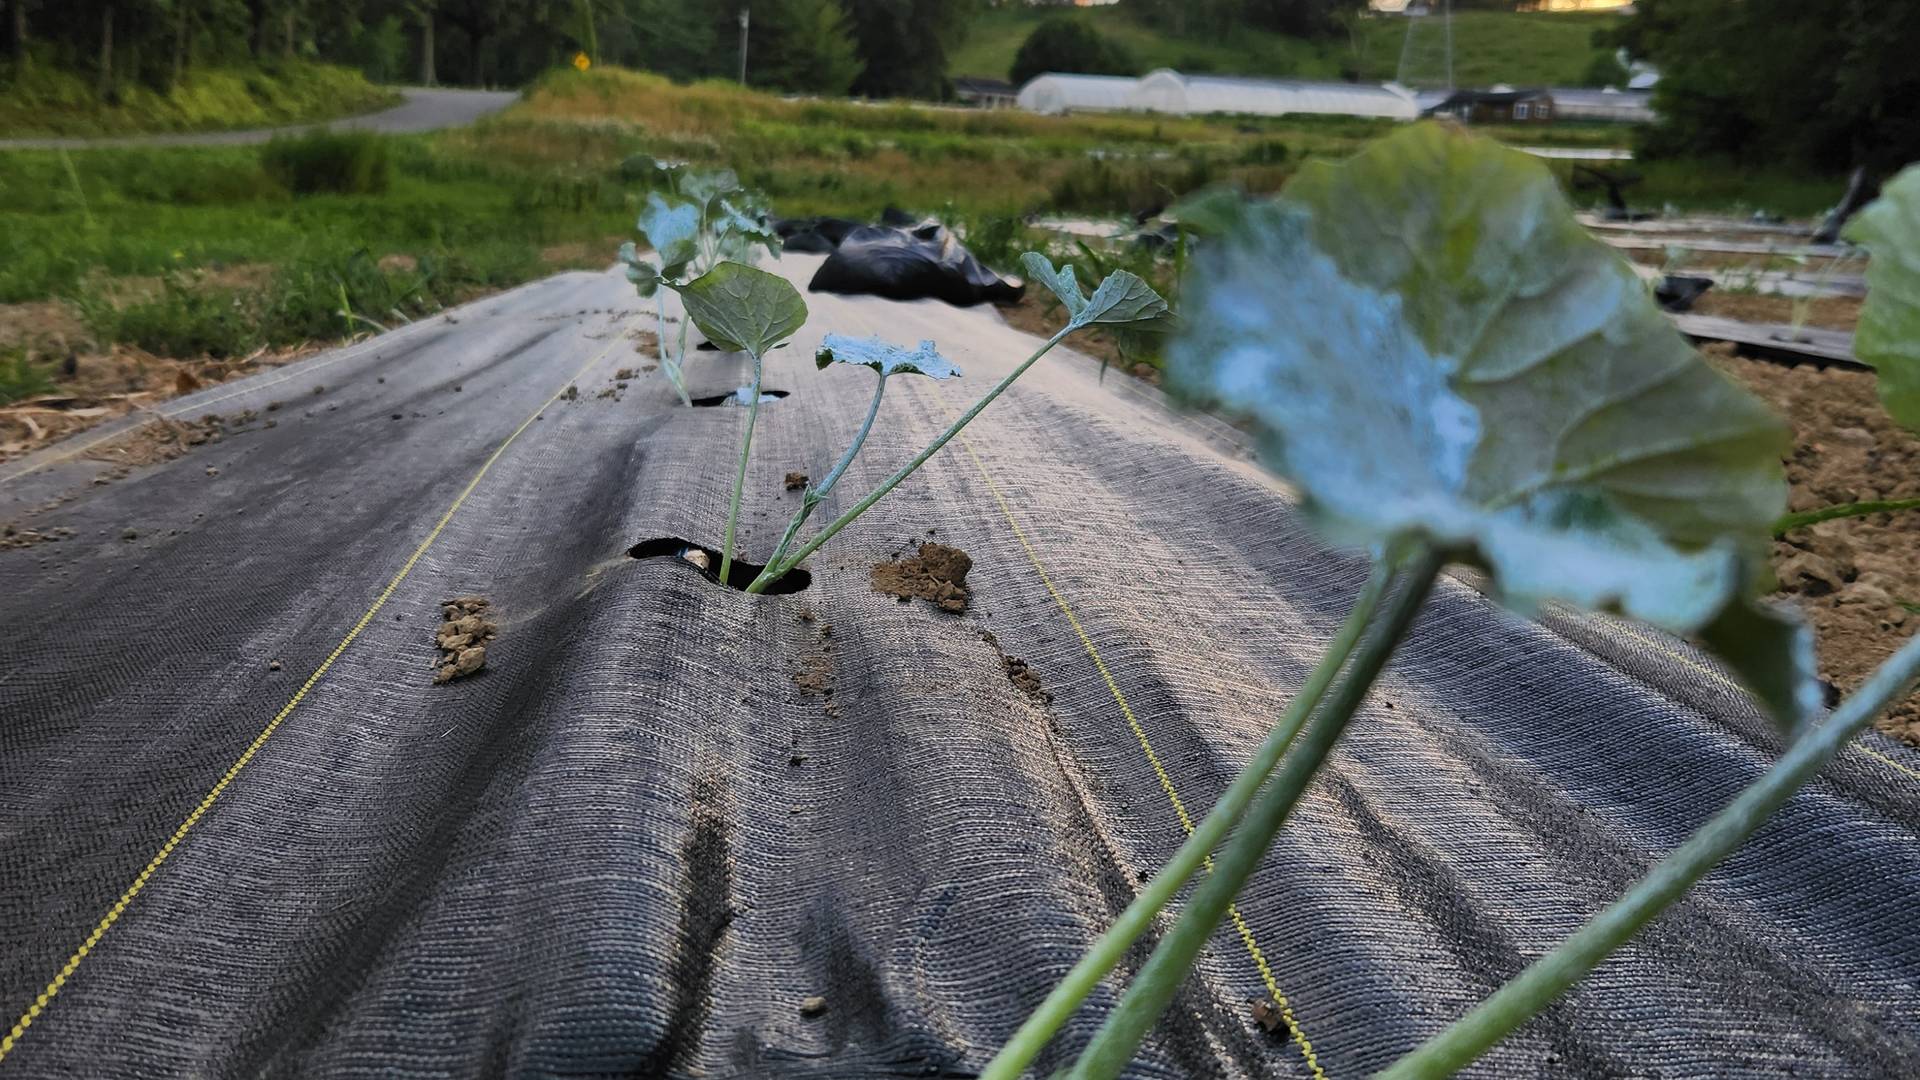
[0,87,518,151]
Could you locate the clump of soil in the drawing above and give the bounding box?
[432,596,499,684]
[981,629,1051,706]
[792,615,839,718]
[0,524,74,550]
[871,542,972,614]
[784,471,809,490]
[1703,344,1920,743]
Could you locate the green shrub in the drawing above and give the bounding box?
[261,131,393,196]
[0,350,58,405]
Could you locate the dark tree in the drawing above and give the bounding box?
[1617,0,1920,176]
[1008,15,1135,86]
[842,0,975,99]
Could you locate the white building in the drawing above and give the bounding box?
[1015,73,1138,116]
[1130,70,1421,120]
[1546,87,1656,123]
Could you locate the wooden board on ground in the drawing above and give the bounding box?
[1669,312,1865,369]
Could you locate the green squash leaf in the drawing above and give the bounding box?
[815,334,962,380]
[716,197,782,264]
[1167,124,1809,727]
[1081,270,1171,329]
[1168,184,1250,237]
[1021,252,1088,321]
[636,193,701,280]
[680,168,743,211]
[1844,164,1920,431]
[618,242,662,299]
[672,262,808,357]
[1020,253,1169,332]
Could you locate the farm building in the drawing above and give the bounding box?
[1547,87,1657,123]
[1130,70,1420,120]
[952,77,1019,110]
[1426,87,1558,123]
[1015,73,1137,115]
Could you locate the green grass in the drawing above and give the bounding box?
[0,66,1830,365]
[0,61,398,138]
[1,349,58,404]
[1350,12,1622,88]
[950,8,1622,88]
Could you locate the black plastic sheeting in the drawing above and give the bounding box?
[3,259,1920,1079]
[800,217,1023,308]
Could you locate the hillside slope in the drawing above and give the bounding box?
[951,7,1621,89]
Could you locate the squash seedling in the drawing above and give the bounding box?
[619,168,780,406]
[669,261,809,587]
[739,255,1170,595]
[985,126,1920,1080]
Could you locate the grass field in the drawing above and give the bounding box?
[0,62,398,138]
[0,65,1846,380]
[949,7,1623,89]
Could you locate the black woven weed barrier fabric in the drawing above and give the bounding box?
[4,257,1920,1079]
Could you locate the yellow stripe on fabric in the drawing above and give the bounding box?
[0,327,627,1066]
[935,398,1328,1080]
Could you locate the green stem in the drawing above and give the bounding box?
[745,326,1074,594]
[1070,547,1446,1080]
[1773,497,1920,536]
[1377,629,1920,1080]
[717,351,764,588]
[656,294,690,407]
[750,372,889,593]
[979,560,1399,1080]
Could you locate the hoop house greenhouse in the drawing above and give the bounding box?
[1014,73,1138,116]
[1129,70,1420,120]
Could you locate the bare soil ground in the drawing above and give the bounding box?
[1703,344,1920,743]
[1688,290,1864,331]
[0,343,319,464]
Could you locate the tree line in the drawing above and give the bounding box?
[1608,0,1920,176]
[1,0,978,100]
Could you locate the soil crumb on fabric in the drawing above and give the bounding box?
[0,524,75,550]
[793,618,839,717]
[871,542,972,613]
[799,995,828,1018]
[79,411,258,482]
[784,471,809,490]
[1703,344,1920,743]
[981,629,1051,706]
[432,596,499,684]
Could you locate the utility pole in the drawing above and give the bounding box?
[738,7,749,86]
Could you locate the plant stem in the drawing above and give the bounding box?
[1773,497,1920,535]
[745,326,1074,594]
[1377,629,1920,1080]
[751,372,889,592]
[717,350,764,588]
[655,295,690,407]
[1069,547,1445,1080]
[979,560,1399,1080]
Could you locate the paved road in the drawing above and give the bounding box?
[0,87,518,151]
[2,263,1917,1077]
